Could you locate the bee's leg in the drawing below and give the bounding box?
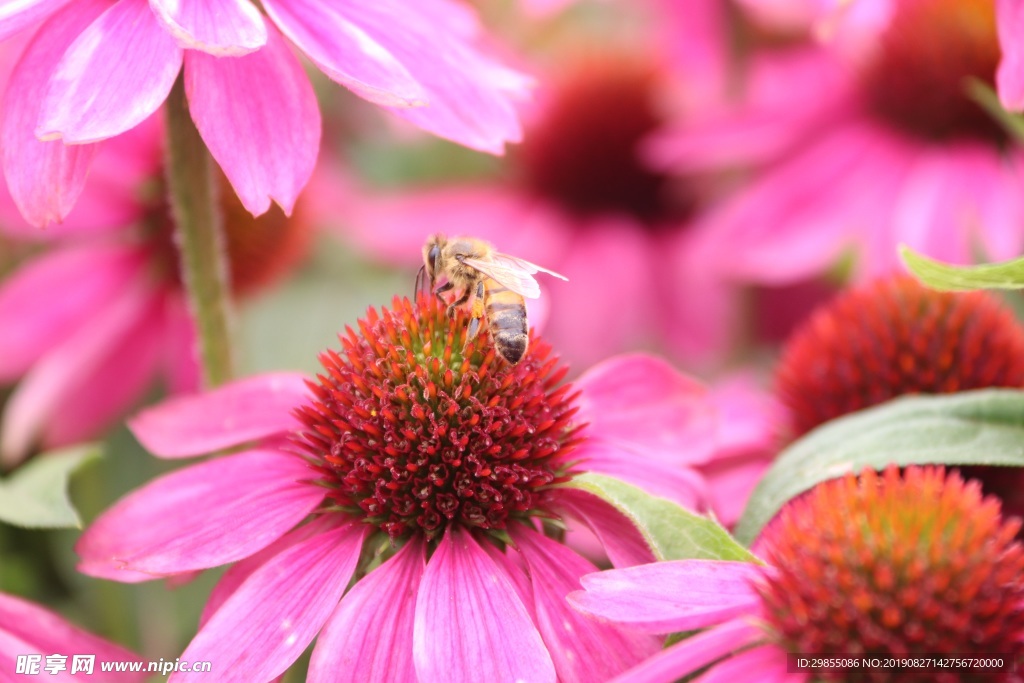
[466,281,486,342]
[446,287,472,319]
[433,281,454,303]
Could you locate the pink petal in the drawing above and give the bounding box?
[414,527,555,683]
[75,449,324,579]
[0,592,146,681]
[200,518,334,626]
[159,292,201,394]
[171,523,368,683]
[184,22,319,216]
[514,528,660,682]
[998,0,1024,110]
[128,372,310,458]
[149,0,267,56]
[42,283,164,448]
[575,440,709,511]
[1,0,107,227]
[330,0,527,153]
[613,618,766,683]
[0,244,145,381]
[261,0,426,106]
[576,353,716,465]
[569,560,768,634]
[0,0,73,41]
[38,0,183,144]
[1,276,157,465]
[539,220,656,368]
[553,488,656,568]
[697,645,807,683]
[308,537,425,683]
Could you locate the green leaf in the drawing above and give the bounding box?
[735,389,1024,545]
[0,445,100,529]
[966,78,1024,144]
[564,472,760,563]
[900,245,1024,291]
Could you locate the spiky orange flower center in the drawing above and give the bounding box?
[777,275,1024,438]
[757,466,1024,682]
[292,296,582,541]
[148,172,311,297]
[517,56,693,226]
[861,0,1004,143]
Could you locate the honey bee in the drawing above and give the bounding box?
[417,234,567,364]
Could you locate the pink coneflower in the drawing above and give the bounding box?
[571,466,1024,683]
[0,591,146,681]
[75,295,729,683]
[0,118,315,464]
[661,0,1024,284]
[0,0,528,226]
[344,26,739,368]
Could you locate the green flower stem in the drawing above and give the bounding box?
[165,76,234,387]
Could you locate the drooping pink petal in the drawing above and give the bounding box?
[569,560,769,634]
[698,375,780,527]
[0,0,107,227]
[76,449,324,579]
[317,0,528,153]
[697,644,807,683]
[184,22,319,216]
[998,0,1024,110]
[575,353,715,465]
[128,372,310,458]
[612,618,765,683]
[414,527,555,683]
[575,439,709,511]
[514,528,660,682]
[149,0,267,56]
[0,0,73,41]
[973,152,1024,262]
[1,277,157,465]
[38,0,183,144]
[553,489,656,568]
[0,244,145,381]
[0,592,146,681]
[42,284,164,448]
[261,0,426,107]
[171,523,368,683]
[308,537,425,683]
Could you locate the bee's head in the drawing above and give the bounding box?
[422,234,447,284]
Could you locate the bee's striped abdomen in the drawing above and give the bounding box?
[483,278,528,364]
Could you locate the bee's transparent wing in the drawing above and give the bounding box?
[460,257,542,298]
[494,253,568,281]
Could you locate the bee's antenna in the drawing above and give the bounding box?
[415,265,428,300]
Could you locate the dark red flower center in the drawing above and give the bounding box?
[292,296,582,541]
[146,172,311,297]
[777,275,1024,438]
[861,0,1006,143]
[516,56,693,227]
[757,466,1024,682]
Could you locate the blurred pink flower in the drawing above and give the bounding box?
[0,117,316,464]
[0,592,146,681]
[658,0,1024,285]
[346,37,741,368]
[0,0,529,226]
[75,296,731,683]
